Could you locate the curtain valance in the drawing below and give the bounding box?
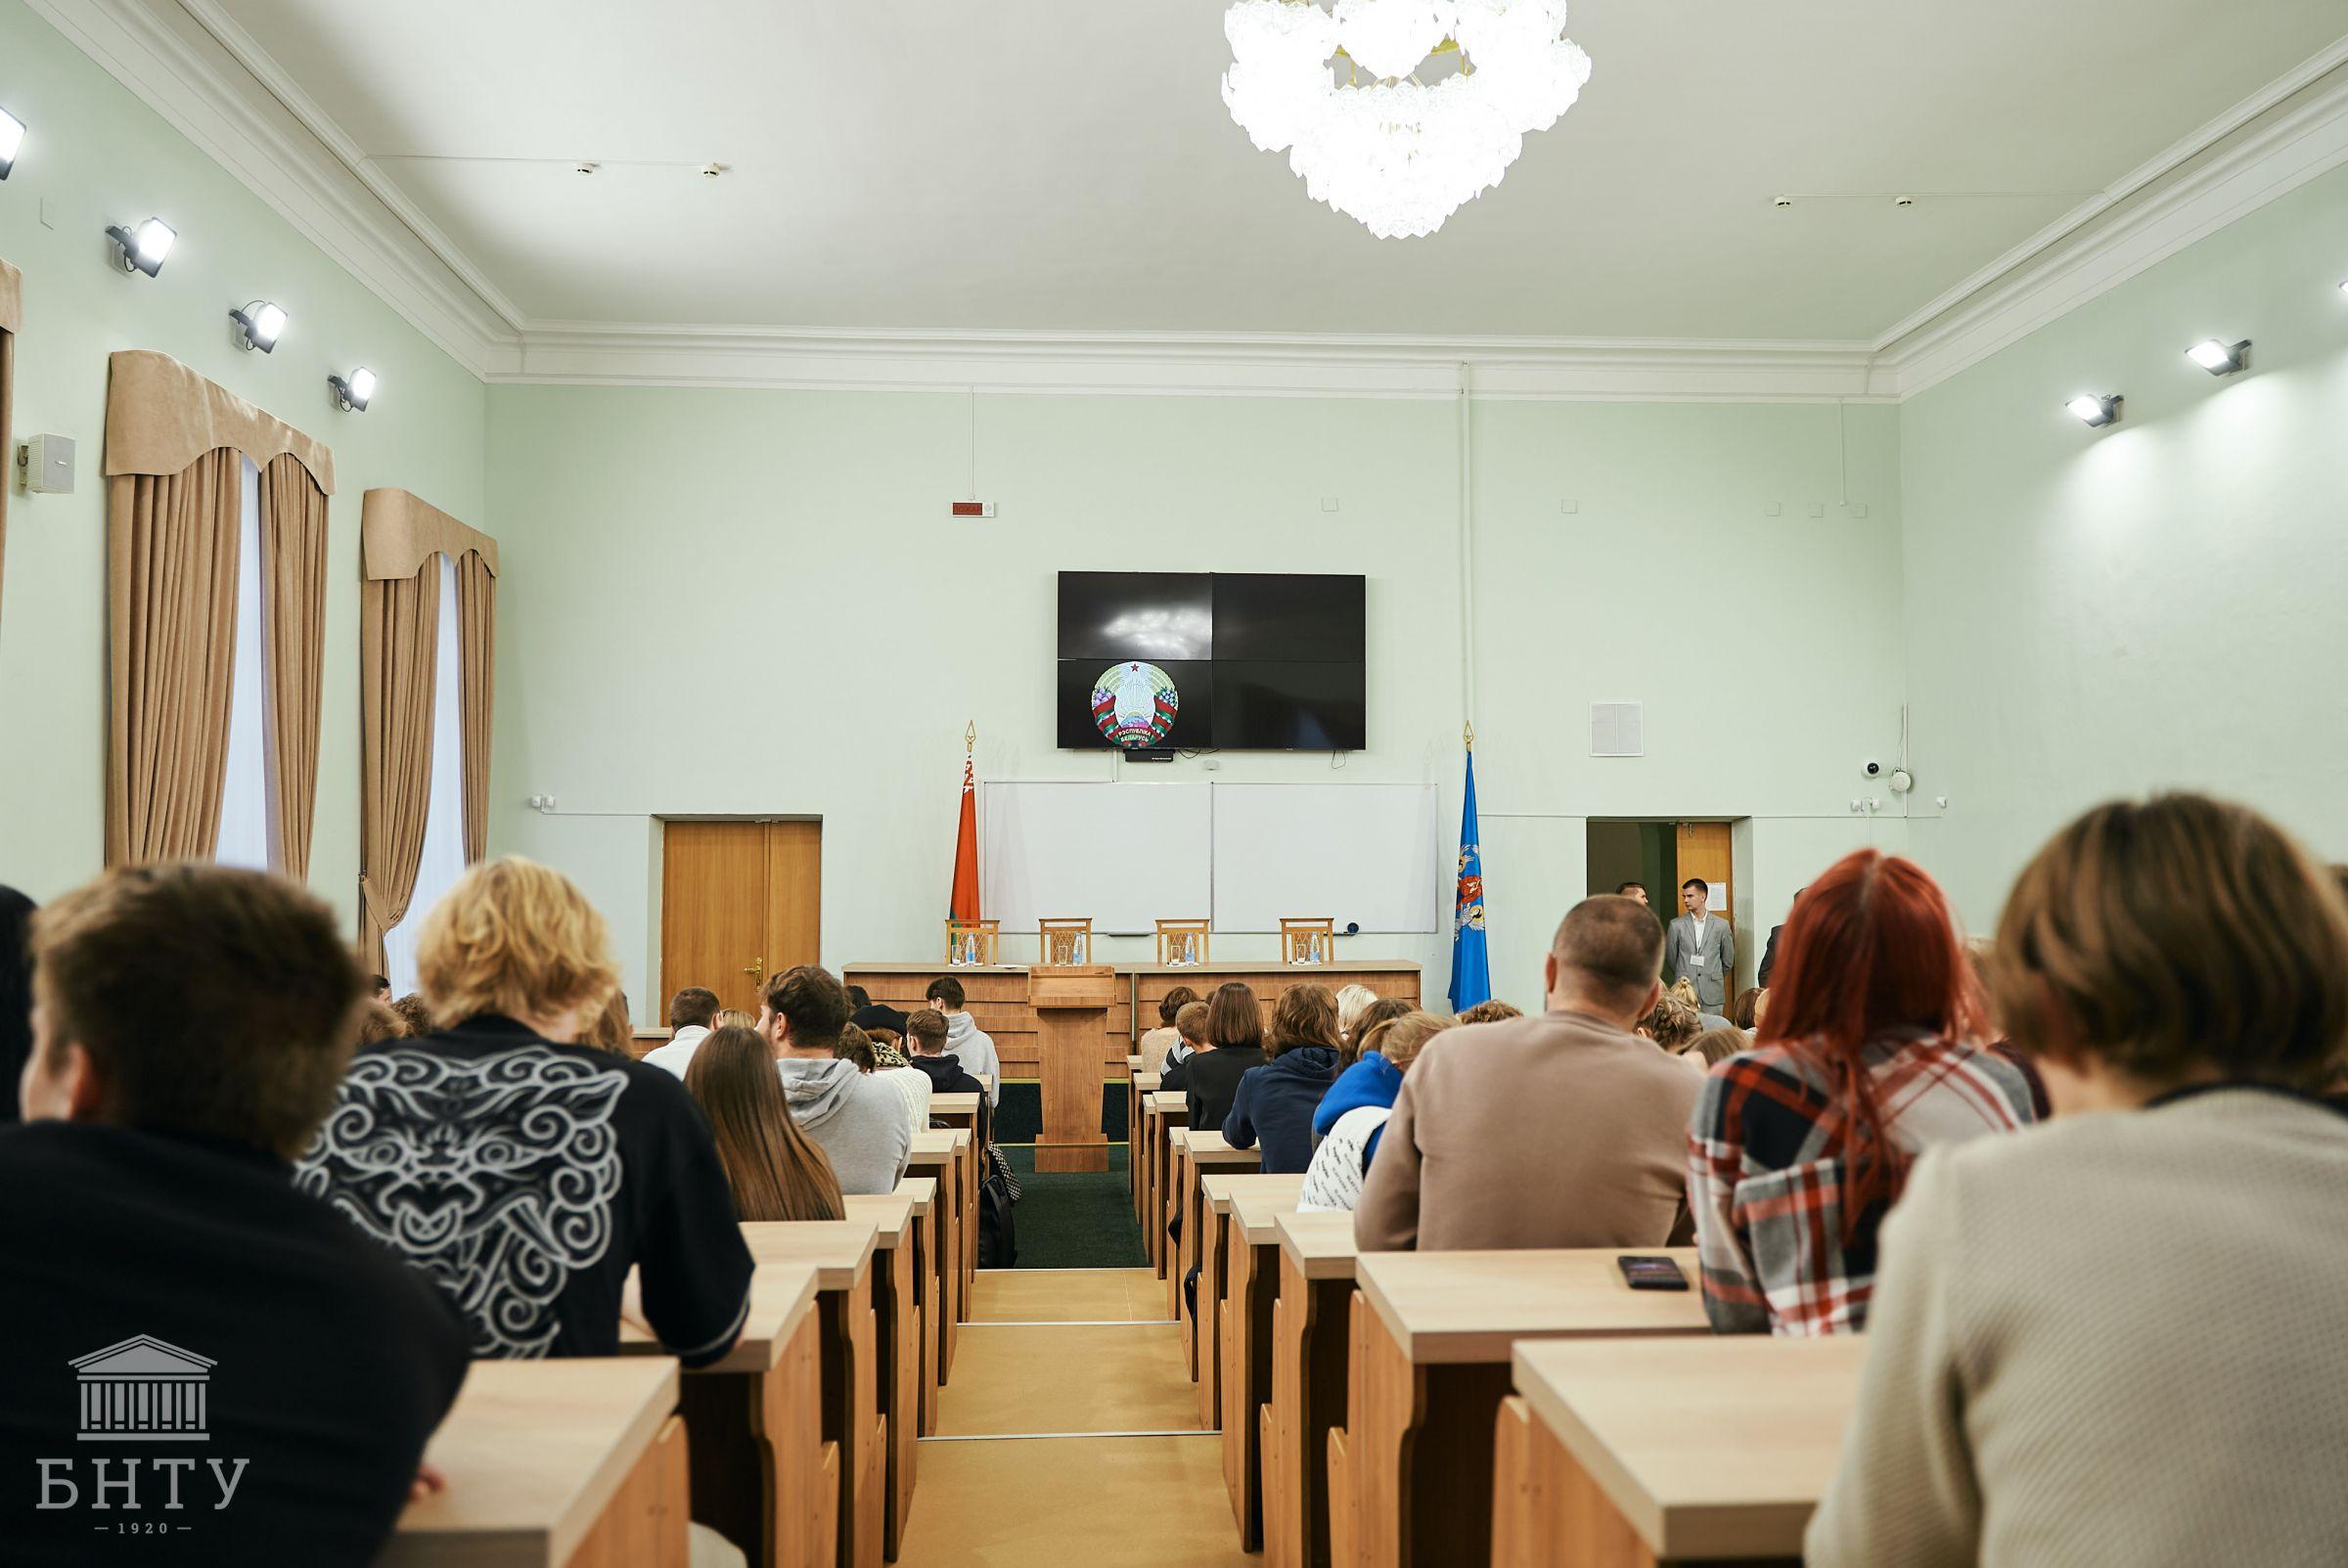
[104,349,336,492]
[361,487,499,579]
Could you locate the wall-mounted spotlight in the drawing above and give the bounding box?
[230,300,288,353]
[2186,338,2250,376]
[106,217,177,277]
[0,105,24,180]
[329,367,376,413]
[2066,393,2122,428]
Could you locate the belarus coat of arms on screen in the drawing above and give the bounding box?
[1091,661,1180,748]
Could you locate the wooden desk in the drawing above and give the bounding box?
[1199,1172,1304,1431]
[926,1094,984,1291]
[905,1133,966,1382]
[841,1193,920,1564]
[741,1223,884,1568]
[1495,1337,1865,1568]
[1212,1177,1308,1548]
[1172,1131,1261,1363]
[892,1178,941,1437]
[1347,1249,1708,1568]
[384,1358,686,1568]
[1267,1211,1359,1568]
[1125,1056,1147,1209]
[621,1261,825,1568]
[1144,1091,1187,1275]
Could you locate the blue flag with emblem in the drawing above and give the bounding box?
[1449,731,1491,1010]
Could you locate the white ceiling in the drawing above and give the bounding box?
[203,0,2347,343]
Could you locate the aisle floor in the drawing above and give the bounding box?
[894,1268,1257,1566]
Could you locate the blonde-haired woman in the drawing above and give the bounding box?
[1299,1012,1453,1211]
[297,857,754,1372]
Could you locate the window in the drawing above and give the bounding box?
[383,552,466,997]
[214,456,274,871]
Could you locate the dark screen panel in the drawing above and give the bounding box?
[1210,660,1366,749]
[1209,573,1365,662]
[1056,659,1214,749]
[1057,572,1213,660]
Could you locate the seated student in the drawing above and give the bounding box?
[1300,1011,1453,1212]
[583,988,637,1056]
[924,975,1000,1105]
[1137,985,1199,1074]
[372,972,394,1004]
[1671,975,1734,1034]
[1224,983,1345,1172]
[1964,936,2053,1119]
[3,865,468,1564]
[1155,999,1212,1083]
[390,990,435,1038]
[1339,995,1412,1065]
[1310,997,1415,1149]
[642,985,721,1076]
[1176,981,1268,1134]
[714,1008,755,1032]
[1454,999,1522,1025]
[765,965,913,1194]
[903,1008,986,1095]
[299,858,753,1366]
[1688,848,2034,1336]
[686,1025,847,1221]
[1356,895,1702,1253]
[1640,992,1705,1056]
[1684,1024,1748,1069]
[1809,795,2348,1566]
[1333,984,1379,1054]
[356,998,407,1045]
[850,999,911,1042]
[840,1021,931,1137]
[1730,986,1764,1031]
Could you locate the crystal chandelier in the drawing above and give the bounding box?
[1222,0,1592,239]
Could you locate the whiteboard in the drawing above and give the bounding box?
[1211,784,1442,933]
[979,783,1212,936]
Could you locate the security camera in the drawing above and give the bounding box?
[1862,759,1883,779]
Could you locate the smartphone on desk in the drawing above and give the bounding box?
[1617,1255,1690,1291]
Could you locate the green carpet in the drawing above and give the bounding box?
[998,1144,1145,1270]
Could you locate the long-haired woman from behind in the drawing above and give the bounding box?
[1174,981,1268,1133]
[686,1025,847,1222]
[1686,849,2034,1335]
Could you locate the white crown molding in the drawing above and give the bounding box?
[34,2,2348,401]
[490,324,1892,401]
[25,0,516,375]
[1872,40,2348,397]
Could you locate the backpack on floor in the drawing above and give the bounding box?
[976,1160,1018,1270]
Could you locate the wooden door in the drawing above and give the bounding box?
[1673,821,1735,984]
[660,820,823,1014]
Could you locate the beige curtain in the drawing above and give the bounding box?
[0,258,19,642]
[105,452,242,865]
[359,562,440,970]
[456,551,497,862]
[260,454,330,879]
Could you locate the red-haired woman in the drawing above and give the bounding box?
[1687,850,2035,1334]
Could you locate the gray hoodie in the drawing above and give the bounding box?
[776,1056,913,1195]
[942,1010,1001,1105]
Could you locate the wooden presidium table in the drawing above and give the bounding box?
[1343,1248,1709,1568]
[1266,1211,1360,1568]
[384,1358,689,1568]
[1029,963,1118,1172]
[1495,1336,1865,1568]
[1206,1175,1308,1549]
[619,1256,827,1568]
[840,1191,921,1564]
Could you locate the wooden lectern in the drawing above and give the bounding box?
[1030,963,1116,1174]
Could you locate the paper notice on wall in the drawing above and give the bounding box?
[1707,881,1727,912]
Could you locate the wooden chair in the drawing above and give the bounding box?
[945,918,998,966]
[1039,918,1093,966]
[1155,918,1210,966]
[1280,918,1335,966]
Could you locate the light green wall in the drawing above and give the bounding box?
[0,0,488,924]
[487,386,1907,1015]
[1899,160,2348,930]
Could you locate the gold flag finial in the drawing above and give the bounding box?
[965,720,976,752]
[1463,721,1475,750]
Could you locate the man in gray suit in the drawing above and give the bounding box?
[1665,876,1735,1010]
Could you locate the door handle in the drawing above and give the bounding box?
[744,957,765,984]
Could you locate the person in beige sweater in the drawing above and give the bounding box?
[1808,793,2348,1567]
[1355,895,1699,1252]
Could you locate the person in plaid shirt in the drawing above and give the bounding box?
[1687,850,2035,1334]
